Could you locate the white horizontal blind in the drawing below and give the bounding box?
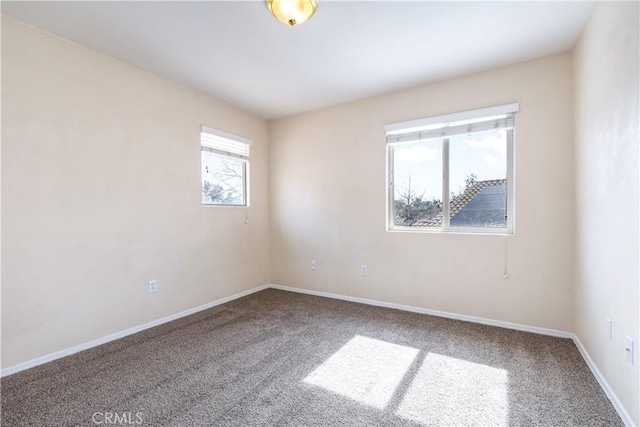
[201,125,251,160]
[385,103,519,145]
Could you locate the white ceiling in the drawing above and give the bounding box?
[2,1,595,119]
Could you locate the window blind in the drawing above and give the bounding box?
[385,103,519,145]
[201,125,251,160]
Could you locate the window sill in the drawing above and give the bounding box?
[388,226,513,236]
[201,203,248,208]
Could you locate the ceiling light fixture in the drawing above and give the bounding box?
[267,0,318,27]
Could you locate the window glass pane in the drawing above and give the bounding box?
[201,151,244,205]
[448,129,507,228]
[392,140,443,227]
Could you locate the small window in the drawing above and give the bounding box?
[386,104,517,233]
[201,126,251,206]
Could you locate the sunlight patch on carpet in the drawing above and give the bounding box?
[397,353,509,426]
[304,335,419,409]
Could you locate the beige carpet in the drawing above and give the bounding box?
[1,289,622,426]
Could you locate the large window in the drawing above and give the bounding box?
[201,126,251,206]
[386,104,517,233]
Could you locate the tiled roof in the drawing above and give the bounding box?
[417,179,507,227]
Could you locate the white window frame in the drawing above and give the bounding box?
[201,125,251,207]
[386,103,517,234]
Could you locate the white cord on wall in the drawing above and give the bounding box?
[503,236,510,279]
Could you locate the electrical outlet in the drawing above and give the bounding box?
[310,260,317,270]
[606,318,612,341]
[625,337,634,365]
[360,265,368,276]
[148,280,157,293]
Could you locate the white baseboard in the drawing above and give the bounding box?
[268,284,573,338]
[0,284,269,378]
[2,283,634,427]
[572,336,635,427]
[268,284,634,427]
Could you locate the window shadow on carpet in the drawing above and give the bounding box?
[303,334,509,426]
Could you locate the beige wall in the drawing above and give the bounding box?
[574,2,639,424]
[269,53,575,332]
[1,16,270,368]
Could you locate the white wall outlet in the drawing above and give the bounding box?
[625,336,634,365]
[360,265,368,276]
[148,280,157,293]
[606,317,612,341]
[310,260,317,270]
